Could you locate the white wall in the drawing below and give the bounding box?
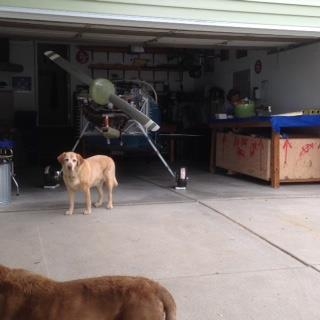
[3,40,320,117]
[69,44,196,94]
[0,41,199,125]
[210,43,320,114]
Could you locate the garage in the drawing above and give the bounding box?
[1,1,320,183]
[2,2,320,319]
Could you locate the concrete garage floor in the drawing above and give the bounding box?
[1,160,320,319]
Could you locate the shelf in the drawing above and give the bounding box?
[88,63,199,72]
[79,45,215,55]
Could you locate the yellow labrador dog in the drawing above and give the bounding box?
[58,151,118,215]
[0,264,176,320]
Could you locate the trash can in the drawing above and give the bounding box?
[0,160,11,205]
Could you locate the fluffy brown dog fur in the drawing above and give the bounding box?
[0,264,176,320]
[57,152,118,215]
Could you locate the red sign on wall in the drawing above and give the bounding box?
[76,49,89,64]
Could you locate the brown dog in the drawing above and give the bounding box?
[57,152,118,215]
[0,264,176,320]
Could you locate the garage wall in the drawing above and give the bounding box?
[210,43,320,114]
[10,41,36,112]
[0,41,200,127]
[69,45,197,94]
[0,40,36,112]
[4,40,320,118]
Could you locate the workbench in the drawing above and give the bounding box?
[209,116,320,188]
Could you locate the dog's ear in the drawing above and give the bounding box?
[76,153,84,166]
[57,152,66,164]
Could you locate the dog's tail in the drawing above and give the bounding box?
[114,176,119,187]
[157,283,176,320]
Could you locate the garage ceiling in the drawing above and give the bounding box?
[0,18,317,50]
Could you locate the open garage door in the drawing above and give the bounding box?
[0,1,320,168]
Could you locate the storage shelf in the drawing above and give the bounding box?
[88,63,199,72]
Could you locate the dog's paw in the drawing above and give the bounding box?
[106,203,113,209]
[93,201,103,208]
[65,210,73,215]
[83,209,92,215]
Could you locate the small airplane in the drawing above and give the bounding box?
[43,51,189,187]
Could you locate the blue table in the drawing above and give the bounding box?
[209,116,320,188]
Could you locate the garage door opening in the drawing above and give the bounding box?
[0,14,318,191]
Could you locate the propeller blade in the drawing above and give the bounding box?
[44,51,160,132]
[44,51,92,86]
[109,94,160,132]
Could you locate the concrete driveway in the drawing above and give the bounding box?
[1,161,320,319]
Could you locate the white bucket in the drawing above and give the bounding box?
[0,161,11,205]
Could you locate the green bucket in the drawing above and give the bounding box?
[234,102,255,118]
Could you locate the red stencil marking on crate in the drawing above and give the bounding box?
[250,141,258,157]
[258,139,264,170]
[299,143,314,158]
[233,136,240,147]
[233,136,245,158]
[282,139,292,164]
[237,147,245,158]
[241,137,248,146]
[222,133,227,158]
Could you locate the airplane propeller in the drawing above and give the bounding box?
[44,51,160,132]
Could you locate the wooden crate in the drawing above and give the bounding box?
[279,137,320,180]
[216,132,320,181]
[216,132,271,180]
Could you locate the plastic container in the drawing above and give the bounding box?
[234,101,255,118]
[0,161,11,205]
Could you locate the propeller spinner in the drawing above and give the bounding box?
[44,51,160,132]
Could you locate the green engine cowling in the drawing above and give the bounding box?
[89,78,116,105]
